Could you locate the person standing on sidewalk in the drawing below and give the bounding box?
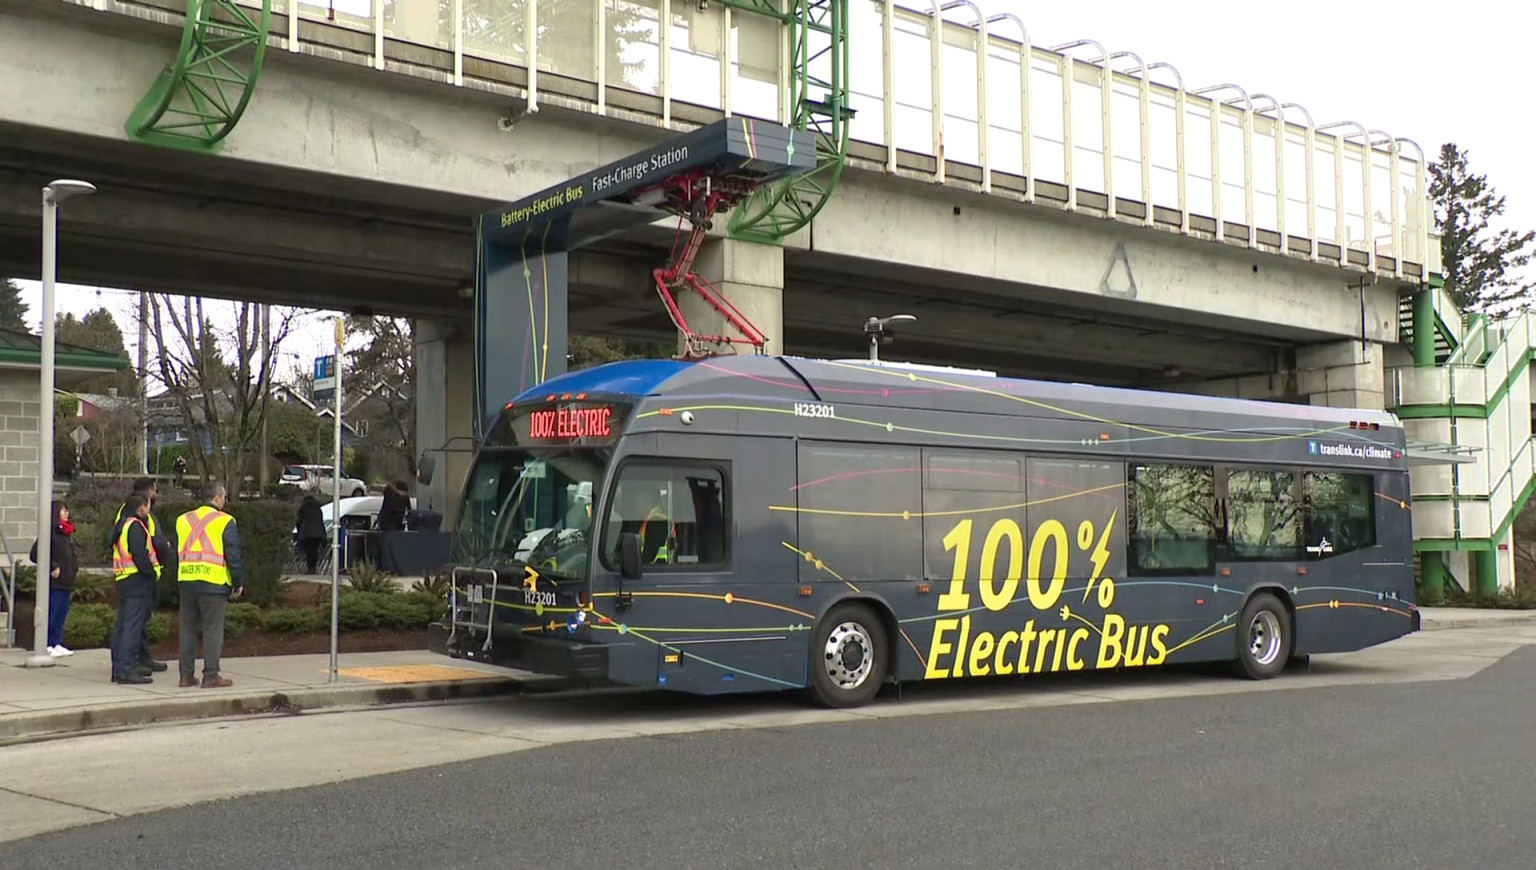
[109,496,158,685]
[112,478,173,676]
[30,501,78,658]
[294,495,326,575]
[175,484,245,689]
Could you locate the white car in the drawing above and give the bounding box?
[281,464,367,498]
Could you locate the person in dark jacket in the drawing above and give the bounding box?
[109,496,159,685]
[30,500,78,657]
[111,478,173,674]
[294,495,326,574]
[376,482,409,533]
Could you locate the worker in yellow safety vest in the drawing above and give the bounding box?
[175,484,245,689]
[112,477,174,675]
[637,505,674,564]
[109,496,159,685]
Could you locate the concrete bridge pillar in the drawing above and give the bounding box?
[415,319,476,525]
[677,238,783,356]
[1298,341,1386,410]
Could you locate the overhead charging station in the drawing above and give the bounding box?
[473,119,815,434]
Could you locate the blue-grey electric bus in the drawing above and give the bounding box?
[429,354,1416,707]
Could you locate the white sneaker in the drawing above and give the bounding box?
[47,646,66,657]
[54,645,74,657]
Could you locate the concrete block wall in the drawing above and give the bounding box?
[0,371,40,553]
[1298,341,1385,410]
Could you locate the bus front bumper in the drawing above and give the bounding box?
[428,621,609,681]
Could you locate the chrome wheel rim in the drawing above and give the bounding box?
[1248,611,1283,666]
[824,621,874,690]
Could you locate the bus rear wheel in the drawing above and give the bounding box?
[808,602,888,708]
[1233,592,1291,680]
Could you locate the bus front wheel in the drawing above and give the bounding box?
[808,602,888,708]
[1233,592,1292,680]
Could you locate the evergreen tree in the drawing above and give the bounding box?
[57,307,138,397]
[0,279,28,332]
[1430,143,1536,312]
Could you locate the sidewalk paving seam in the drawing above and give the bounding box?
[366,712,554,746]
[0,786,120,820]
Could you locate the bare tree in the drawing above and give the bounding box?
[144,296,300,498]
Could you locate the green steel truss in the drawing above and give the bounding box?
[126,0,272,153]
[719,0,851,244]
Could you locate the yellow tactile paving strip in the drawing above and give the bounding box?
[335,665,498,684]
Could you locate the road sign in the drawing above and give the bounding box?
[314,355,337,402]
[69,426,90,446]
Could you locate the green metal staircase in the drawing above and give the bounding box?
[1390,284,1536,598]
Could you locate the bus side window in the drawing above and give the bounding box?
[1302,471,1375,558]
[1224,470,1301,561]
[603,464,728,570]
[1128,464,1216,575]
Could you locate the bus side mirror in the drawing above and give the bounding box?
[619,533,643,580]
[416,453,435,486]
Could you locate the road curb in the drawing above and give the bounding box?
[1421,613,1536,632]
[0,676,532,744]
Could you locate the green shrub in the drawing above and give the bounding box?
[398,591,449,623]
[345,560,396,595]
[263,607,319,635]
[12,563,36,598]
[146,612,171,644]
[227,601,263,629]
[410,572,451,602]
[71,522,110,568]
[377,596,430,629]
[71,572,109,603]
[223,601,263,639]
[337,592,384,630]
[62,603,114,649]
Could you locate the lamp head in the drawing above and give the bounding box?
[43,179,96,205]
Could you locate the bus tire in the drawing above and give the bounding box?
[808,602,888,708]
[1233,592,1291,680]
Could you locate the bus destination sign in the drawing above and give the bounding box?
[527,405,613,441]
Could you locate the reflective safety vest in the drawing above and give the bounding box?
[112,518,160,582]
[637,507,673,564]
[115,504,164,580]
[176,506,235,587]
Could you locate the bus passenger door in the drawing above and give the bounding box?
[592,434,801,692]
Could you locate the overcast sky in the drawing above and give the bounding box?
[12,0,1533,366]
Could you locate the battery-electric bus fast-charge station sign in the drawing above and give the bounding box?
[473,119,814,435]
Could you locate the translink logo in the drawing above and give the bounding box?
[1308,442,1318,454]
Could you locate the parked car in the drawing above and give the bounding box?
[280,464,367,498]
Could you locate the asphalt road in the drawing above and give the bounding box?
[5,641,1535,870]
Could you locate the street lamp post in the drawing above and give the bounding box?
[26,179,96,669]
[864,314,917,362]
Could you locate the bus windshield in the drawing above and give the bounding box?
[455,448,608,580]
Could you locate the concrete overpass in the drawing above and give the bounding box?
[0,0,1437,515]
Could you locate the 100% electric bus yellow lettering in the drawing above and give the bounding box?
[923,513,1172,680]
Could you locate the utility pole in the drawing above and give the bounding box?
[137,291,149,475]
[259,304,270,491]
[328,316,344,682]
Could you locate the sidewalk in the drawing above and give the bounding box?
[0,647,552,743]
[1418,606,1536,631]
